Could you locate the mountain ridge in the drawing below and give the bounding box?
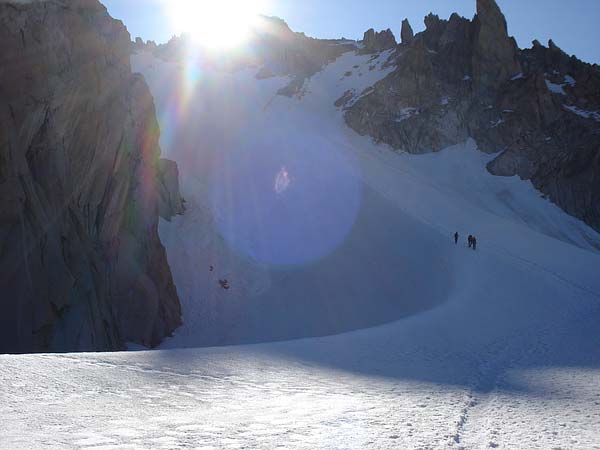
[341,1,600,233]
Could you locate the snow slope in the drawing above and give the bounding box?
[1,286,599,448]
[130,47,600,348]
[1,47,600,449]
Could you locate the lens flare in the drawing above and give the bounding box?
[209,134,362,267]
[166,0,267,49]
[274,167,291,195]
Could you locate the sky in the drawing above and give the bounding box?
[102,0,600,64]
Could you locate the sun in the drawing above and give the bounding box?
[167,0,266,50]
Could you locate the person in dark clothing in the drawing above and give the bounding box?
[219,279,230,290]
[209,265,214,272]
[454,232,459,245]
[468,235,473,248]
[472,236,477,250]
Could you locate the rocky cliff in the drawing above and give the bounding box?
[360,28,397,54]
[0,0,183,353]
[341,0,600,233]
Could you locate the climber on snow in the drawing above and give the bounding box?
[454,232,459,245]
[219,279,230,290]
[468,235,473,248]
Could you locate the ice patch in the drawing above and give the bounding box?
[395,107,418,122]
[545,79,566,95]
[490,118,505,128]
[564,105,600,122]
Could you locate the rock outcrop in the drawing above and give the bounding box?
[360,28,397,54]
[134,36,158,54]
[485,40,600,230]
[0,0,183,353]
[472,0,521,95]
[401,19,414,45]
[342,0,600,232]
[251,17,357,95]
[157,159,186,220]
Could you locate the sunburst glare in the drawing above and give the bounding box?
[166,0,268,49]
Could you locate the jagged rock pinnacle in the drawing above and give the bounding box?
[473,0,521,93]
[401,19,414,44]
[361,28,397,53]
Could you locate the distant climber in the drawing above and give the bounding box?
[468,235,473,248]
[472,236,477,251]
[209,265,214,272]
[219,279,230,290]
[454,232,459,245]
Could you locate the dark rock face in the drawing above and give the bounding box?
[486,41,600,230]
[343,0,600,232]
[157,159,186,220]
[472,0,521,95]
[344,13,475,154]
[401,19,414,45]
[0,0,183,353]
[360,28,397,54]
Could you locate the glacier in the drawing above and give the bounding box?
[1,45,600,450]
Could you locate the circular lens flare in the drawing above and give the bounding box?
[209,134,362,267]
[274,167,291,195]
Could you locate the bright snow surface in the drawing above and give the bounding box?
[2,49,600,449]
